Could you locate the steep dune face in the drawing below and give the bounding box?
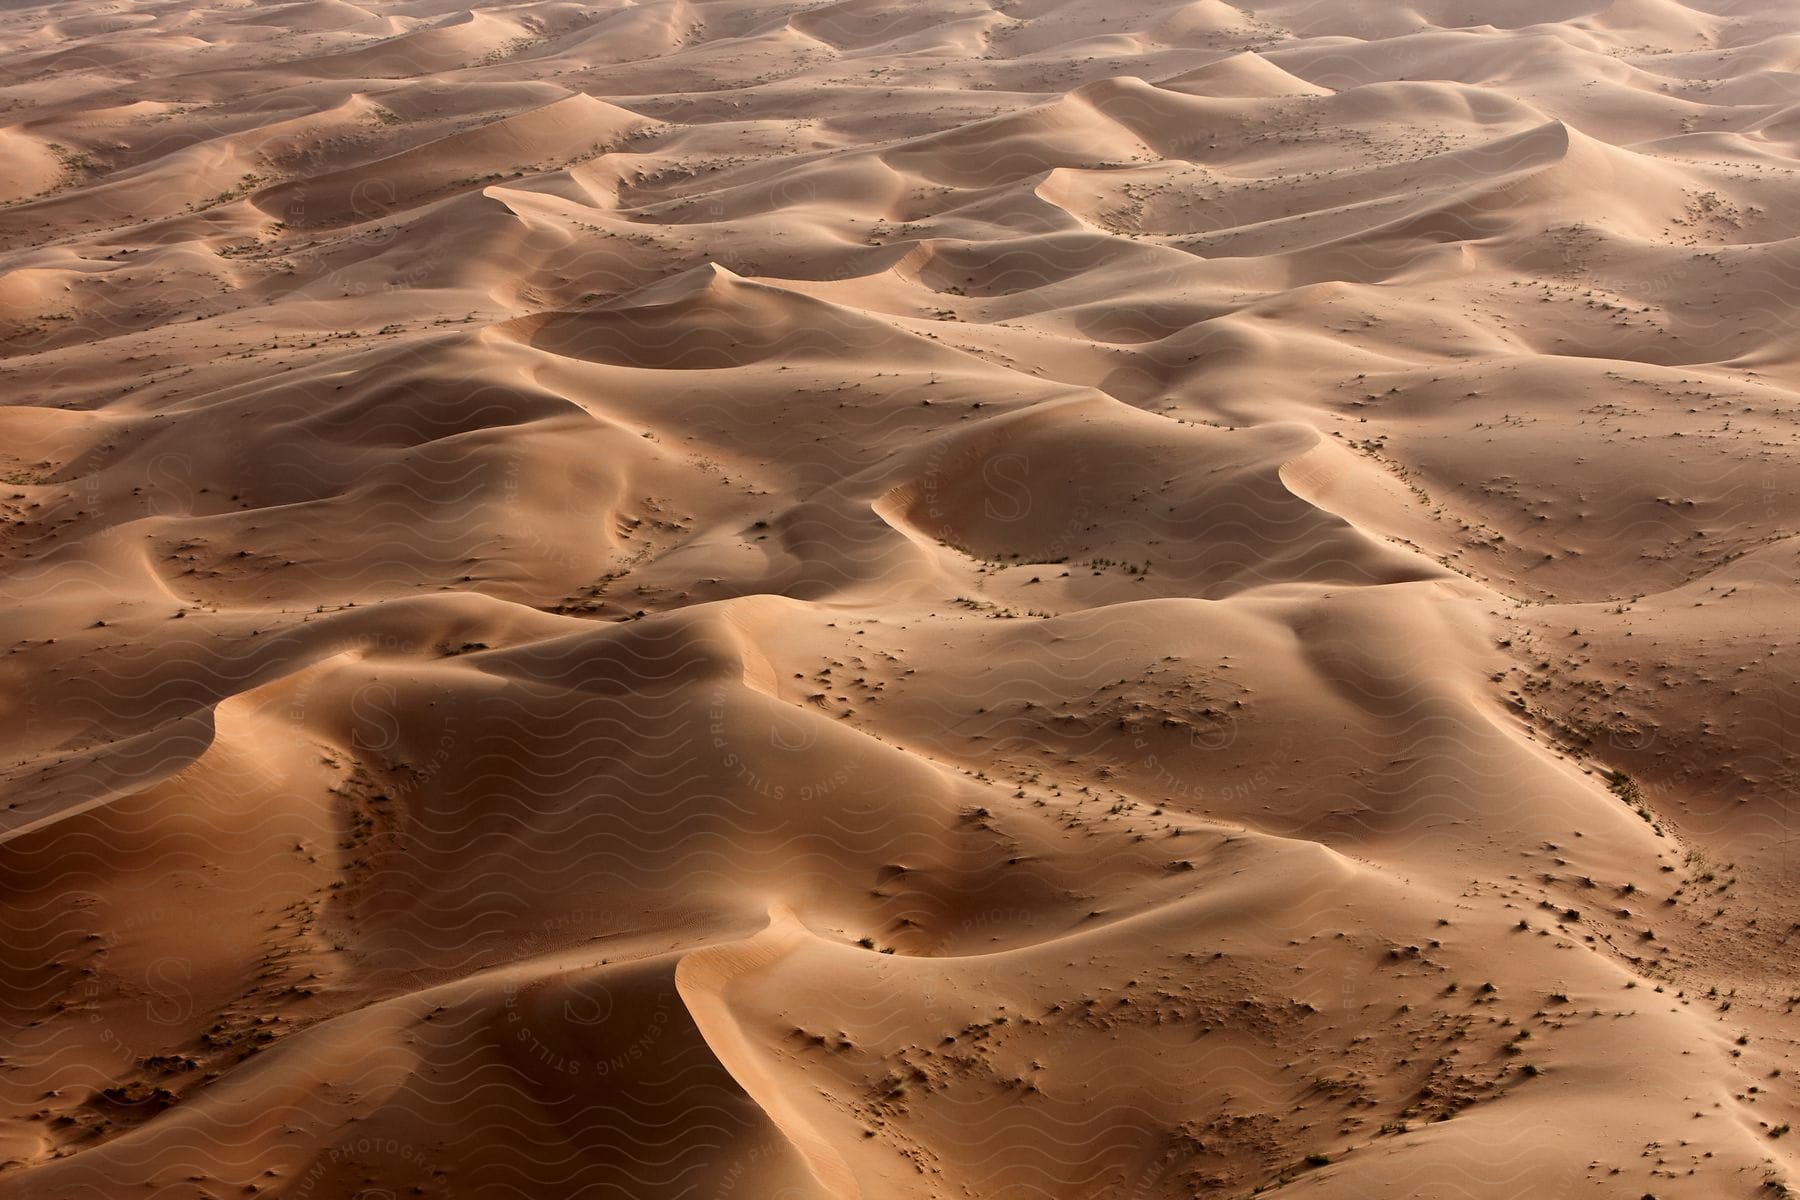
[2,0,1798,1197]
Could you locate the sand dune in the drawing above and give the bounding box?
[1,0,1798,1197]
